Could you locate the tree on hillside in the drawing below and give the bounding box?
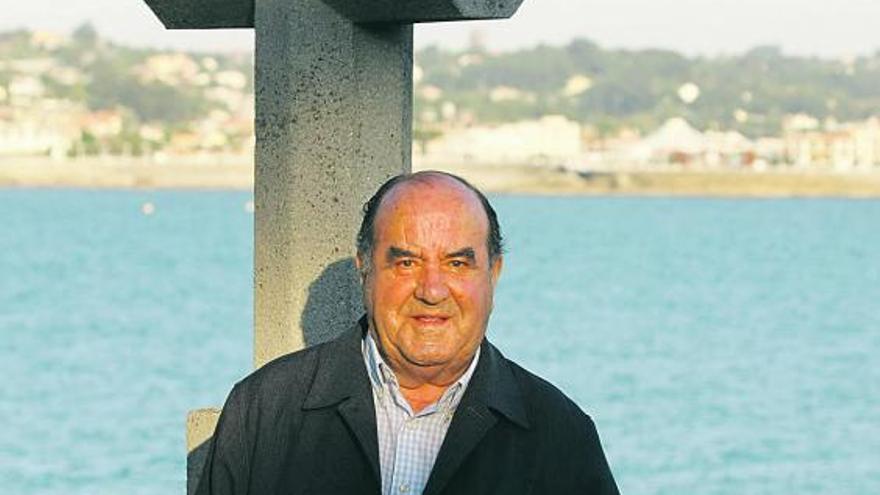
[72,23,99,47]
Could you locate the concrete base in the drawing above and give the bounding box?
[186,408,221,495]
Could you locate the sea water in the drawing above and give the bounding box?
[0,190,877,494]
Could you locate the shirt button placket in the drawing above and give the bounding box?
[393,418,415,495]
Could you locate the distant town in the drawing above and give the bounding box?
[2,25,880,175]
[0,25,253,165]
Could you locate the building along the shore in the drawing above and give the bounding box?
[416,115,583,168]
[785,117,880,169]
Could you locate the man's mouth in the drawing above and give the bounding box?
[411,315,450,325]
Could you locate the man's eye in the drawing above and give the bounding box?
[449,260,467,268]
[398,259,414,268]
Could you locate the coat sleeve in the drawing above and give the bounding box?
[531,390,621,494]
[194,384,250,495]
[576,414,620,495]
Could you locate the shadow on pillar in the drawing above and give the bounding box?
[187,257,363,494]
[300,256,364,347]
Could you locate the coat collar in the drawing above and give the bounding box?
[300,318,381,484]
[467,336,531,429]
[301,317,531,494]
[301,318,529,424]
[301,317,371,410]
[423,334,531,495]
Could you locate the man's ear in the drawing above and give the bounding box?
[490,255,503,287]
[355,254,367,283]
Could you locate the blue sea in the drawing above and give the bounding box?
[1,190,878,495]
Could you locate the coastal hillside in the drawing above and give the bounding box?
[2,25,879,149]
[414,41,880,137]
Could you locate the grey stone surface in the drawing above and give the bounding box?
[322,0,526,23]
[186,409,221,495]
[143,0,254,28]
[252,0,411,368]
[144,0,525,28]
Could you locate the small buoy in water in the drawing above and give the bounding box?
[244,200,255,213]
[141,202,156,215]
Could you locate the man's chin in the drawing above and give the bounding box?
[401,352,450,368]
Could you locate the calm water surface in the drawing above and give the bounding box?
[1,190,877,494]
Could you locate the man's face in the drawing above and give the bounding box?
[358,177,502,384]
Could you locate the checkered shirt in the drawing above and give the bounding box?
[362,332,480,495]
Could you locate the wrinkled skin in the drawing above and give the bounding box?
[357,175,502,411]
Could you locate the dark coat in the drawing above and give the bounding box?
[196,321,619,495]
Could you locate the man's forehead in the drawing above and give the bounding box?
[378,175,485,218]
[372,175,490,243]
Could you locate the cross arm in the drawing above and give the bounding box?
[322,0,526,24]
[144,0,524,29]
[143,0,254,29]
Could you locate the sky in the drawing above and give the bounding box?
[2,0,879,58]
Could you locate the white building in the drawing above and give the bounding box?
[629,118,758,167]
[629,118,707,164]
[421,115,582,166]
[0,120,70,158]
[784,117,880,169]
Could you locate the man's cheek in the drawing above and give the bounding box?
[452,284,483,311]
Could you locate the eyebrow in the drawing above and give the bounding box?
[385,246,477,263]
[386,246,418,261]
[445,247,476,262]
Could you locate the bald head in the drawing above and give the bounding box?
[356,171,503,275]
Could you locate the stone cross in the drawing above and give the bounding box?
[143,0,525,492]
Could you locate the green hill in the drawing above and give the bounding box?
[3,25,879,140]
[414,40,880,137]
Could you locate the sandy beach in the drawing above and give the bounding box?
[0,157,254,190]
[437,163,880,198]
[3,158,880,197]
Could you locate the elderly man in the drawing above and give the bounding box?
[196,171,619,495]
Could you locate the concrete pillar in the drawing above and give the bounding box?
[253,0,411,367]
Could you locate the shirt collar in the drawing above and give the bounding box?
[362,330,481,410]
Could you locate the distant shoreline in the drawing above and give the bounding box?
[0,157,254,191]
[3,158,880,198]
[427,164,880,199]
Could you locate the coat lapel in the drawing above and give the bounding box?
[301,319,382,485]
[337,394,381,484]
[423,340,531,495]
[299,323,531,495]
[423,402,497,495]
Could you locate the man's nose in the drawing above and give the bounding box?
[414,265,450,304]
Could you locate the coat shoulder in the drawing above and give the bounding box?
[503,357,597,427]
[229,333,352,415]
[235,342,322,397]
[497,353,620,494]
